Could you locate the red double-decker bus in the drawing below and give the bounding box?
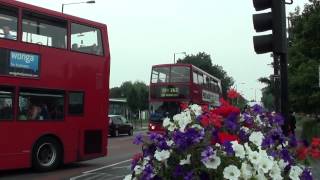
[0,1,110,171]
[148,64,222,132]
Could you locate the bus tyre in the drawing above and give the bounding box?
[32,137,62,172]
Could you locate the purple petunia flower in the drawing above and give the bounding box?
[273,114,284,125]
[252,104,264,114]
[280,149,293,164]
[239,129,249,142]
[223,141,234,156]
[201,146,214,163]
[173,165,185,177]
[142,164,154,180]
[261,135,274,149]
[133,133,144,145]
[172,127,205,151]
[243,113,253,125]
[289,135,298,148]
[300,168,313,180]
[184,171,194,180]
[225,114,239,131]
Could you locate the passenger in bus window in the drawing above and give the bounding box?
[27,103,41,120]
[0,100,12,119]
[39,104,49,120]
[2,26,15,40]
[72,43,79,51]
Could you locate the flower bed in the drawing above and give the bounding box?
[125,99,313,180]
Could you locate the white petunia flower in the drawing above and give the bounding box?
[255,169,267,180]
[189,104,202,116]
[134,165,143,175]
[258,156,273,173]
[191,124,203,130]
[142,156,150,167]
[166,140,174,147]
[244,143,252,153]
[289,166,303,180]
[249,131,264,147]
[154,150,170,162]
[162,117,176,131]
[241,162,253,180]
[241,126,250,133]
[231,141,245,159]
[269,163,283,180]
[123,174,136,180]
[173,111,192,132]
[179,154,191,165]
[223,165,241,180]
[248,151,260,165]
[278,159,289,170]
[203,154,221,169]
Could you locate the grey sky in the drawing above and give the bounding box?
[19,0,309,101]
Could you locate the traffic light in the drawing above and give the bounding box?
[252,0,287,54]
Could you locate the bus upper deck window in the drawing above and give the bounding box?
[0,6,18,40]
[22,11,67,49]
[71,23,104,56]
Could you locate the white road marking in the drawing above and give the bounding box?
[69,159,131,180]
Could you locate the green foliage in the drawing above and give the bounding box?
[110,81,149,113]
[177,52,234,98]
[258,77,275,111]
[288,1,320,113]
[109,87,122,98]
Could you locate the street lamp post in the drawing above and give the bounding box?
[62,0,95,13]
[250,88,257,102]
[173,52,186,64]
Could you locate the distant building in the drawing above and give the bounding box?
[109,98,128,118]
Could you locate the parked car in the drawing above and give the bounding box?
[108,115,133,137]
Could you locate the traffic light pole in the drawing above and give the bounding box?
[280,52,289,135]
[273,54,280,113]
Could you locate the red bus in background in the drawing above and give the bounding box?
[149,64,222,132]
[0,1,110,171]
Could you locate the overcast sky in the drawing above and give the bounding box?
[19,0,309,101]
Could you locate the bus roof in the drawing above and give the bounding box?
[151,63,221,83]
[3,1,107,29]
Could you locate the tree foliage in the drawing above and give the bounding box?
[288,0,320,113]
[177,52,234,98]
[109,81,149,113]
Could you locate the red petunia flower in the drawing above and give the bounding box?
[199,114,223,128]
[212,105,240,118]
[311,137,320,148]
[310,148,320,159]
[218,132,239,144]
[132,153,143,161]
[227,88,240,99]
[180,103,188,111]
[296,146,309,160]
[201,104,209,113]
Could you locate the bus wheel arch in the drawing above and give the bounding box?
[31,135,64,171]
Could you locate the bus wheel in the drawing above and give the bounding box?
[32,137,62,172]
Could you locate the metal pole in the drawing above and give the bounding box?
[280,52,289,135]
[173,53,176,64]
[274,54,280,112]
[62,4,64,13]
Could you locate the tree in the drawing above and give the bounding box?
[110,81,149,114]
[287,0,320,113]
[109,87,122,98]
[258,77,275,111]
[177,52,234,98]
